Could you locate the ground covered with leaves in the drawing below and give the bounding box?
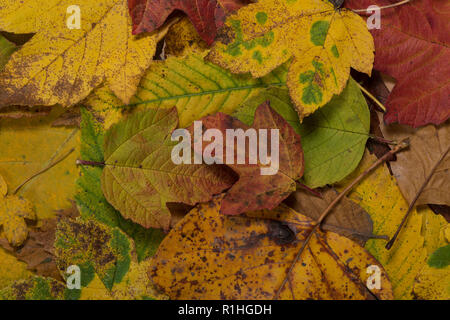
[0,0,448,300]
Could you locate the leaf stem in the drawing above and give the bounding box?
[76,159,105,167]
[386,144,450,249]
[295,181,323,198]
[14,148,76,195]
[352,0,412,13]
[274,140,410,299]
[356,82,387,112]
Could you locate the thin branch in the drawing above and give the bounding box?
[14,148,76,195]
[386,144,450,249]
[296,181,323,198]
[356,82,387,112]
[274,140,410,299]
[76,159,105,167]
[352,0,412,13]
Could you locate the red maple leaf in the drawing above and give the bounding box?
[347,0,450,128]
[189,102,304,215]
[128,0,248,45]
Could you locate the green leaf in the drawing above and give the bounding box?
[233,78,370,188]
[87,50,287,128]
[76,108,165,261]
[55,218,131,291]
[0,35,16,71]
[428,244,450,269]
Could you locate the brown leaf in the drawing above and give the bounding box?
[190,102,304,215]
[284,188,375,246]
[379,117,450,207]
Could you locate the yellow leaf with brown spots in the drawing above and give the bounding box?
[0,0,168,107]
[207,0,374,120]
[337,151,449,299]
[150,196,393,300]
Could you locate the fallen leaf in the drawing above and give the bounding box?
[0,175,36,247]
[192,102,303,215]
[234,78,370,188]
[346,0,450,127]
[55,218,132,291]
[164,17,209,57]
[0,276,66,300]
[208,0,374,119]
[0,107,80,221]
[0,0,168,107]
[337,151,449,299]
[379,118,450,207]
[87,49,288,128]
[101,108,235,230]
[284,188,374,246]
[150,195,393,299]
[128,0,249,45]
[77,108,165,261]
[0,249,32,290]
[0,34,15,70]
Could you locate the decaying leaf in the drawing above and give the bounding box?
[234,78,370,188]
[0,34,15,70]
[0,174,36,247]
[101,108,235,230]
[0,276,67,300]
[165,17,209,57]
[337,151,449,299]
[128,0,249,45]
[208,0,374,119]
[284,188,374,246]
[150,195,393,299]
[192,102,303,215]
[380,118,450,207]
[346,0,450,127]
[0,0,169,107]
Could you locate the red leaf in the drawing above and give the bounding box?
[346,0,450,127]
[128,0,248,45]
[189,102,304,215]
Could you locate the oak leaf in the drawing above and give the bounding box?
[207,0,374,119]
[0,0,168,107]
[150,195,393,299]
[0,175,36,247]
[346,0,450,127]
[128,0,249,45]
[101,108,235,230]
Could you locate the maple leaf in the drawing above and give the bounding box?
[346,0,450,127]
[150,195,394,299]
[0,174,36,247]
[0,0,169,107]
[191,102,303,215]
[207,0,374,120]
[128,0,249,45]
[100,108,235,230]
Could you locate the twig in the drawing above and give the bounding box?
[14,148,76,195]
[386,144,450,249]
[76,159,105,167]
[352,0,412,13]
[296,181,323,198]
[274,140,410,299]
[356,82,387,112]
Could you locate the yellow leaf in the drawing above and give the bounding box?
[337,151,449,299]
[0,108,80,220]
[207,0,374,119]
[0,0,167,107]
[0,249,32,290]
[150,196,393,300]
[0,174,7,197]
[0,194,35,246]
[165,17,208,57]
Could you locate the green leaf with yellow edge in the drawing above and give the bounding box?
[55,218,131,292]
[0,35,15,70]
[150,195,393,300]
[86,50,288,128]
[337,151,449,300]
[233,78,370,188]
[76,108,165,261]
[0,0,168,108]
[0,276,67,300]
[101,108,235,230]
[0,107,79,221]
[207,0,374,120]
